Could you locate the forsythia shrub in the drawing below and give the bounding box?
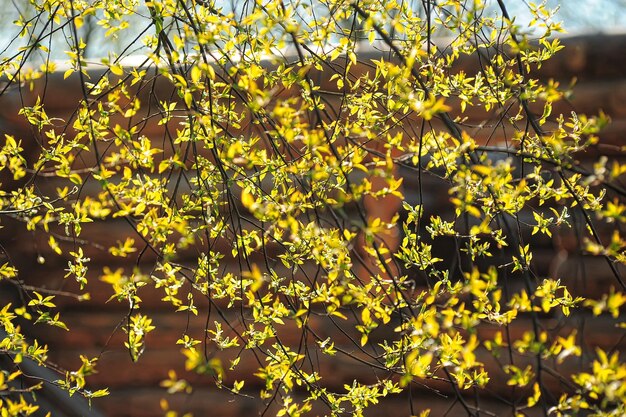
[0,0,625,416]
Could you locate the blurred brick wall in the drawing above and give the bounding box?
[0,33,625,417]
